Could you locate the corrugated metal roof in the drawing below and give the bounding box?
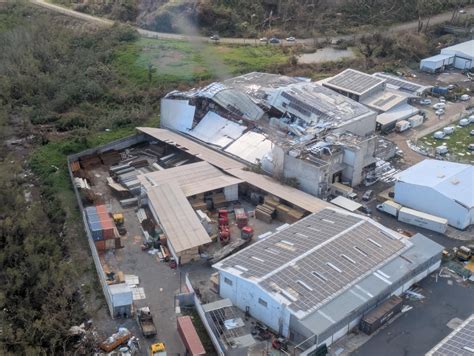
[376,103,419,125]
[226,168,331,213]
[188,111,246,148]
[224,131,273,164]
[214,208,407,317]
[330,196,362,212]
[147,182,211,253]
[160,98,195,132]
[426,314,474,356]
[421,53,455,63]
[138,127,330,213]
[137,127,246,171]
[441,39,474,58]
[324,69,384,96]
[396,159,473,208]
[300,234,443,336]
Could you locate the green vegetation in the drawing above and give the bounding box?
[114,38,290,85]
[418,122,474,163]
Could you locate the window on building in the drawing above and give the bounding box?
[224,277,233,286]
[258,298,268,307]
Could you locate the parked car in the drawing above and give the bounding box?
[432,103,446,110]
[435,109,445,116]
[419,98,431,105]
[470,130,474,136]
[460,94,470,101]
[468,143,474,151]
[286,37,296,42]
[439,97,446,103]
[259,37,268,42]
[459,118,470,126]
[269,37,280,44]
[447,84,456,90]
[362,190,374,201]
[210,34,220,41]
[359,205,372,215]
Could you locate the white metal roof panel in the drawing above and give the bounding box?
[396,159,474,208]
[224,131,273,164]
[441,40,474,59]
[147,182,211,253]
[160,98,195,132]
[188,111,246,148]
[330,196,362,212]
[421,53,455,63]
[376,103,419,125]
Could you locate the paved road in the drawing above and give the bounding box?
[30,0,474,44]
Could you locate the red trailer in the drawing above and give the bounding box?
[177,316,206,356]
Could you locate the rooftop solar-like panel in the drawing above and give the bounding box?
[326,69,384,95]
[428,315,474,356]
[373,73,424,93]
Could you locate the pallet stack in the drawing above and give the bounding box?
[212,192,227,209]
[276,204,305,224]
[255,204,275,223]
[189,193,208,211]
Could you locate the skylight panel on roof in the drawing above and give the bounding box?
[312,271,328,282]
[354,246,369,256]
[368,238,382,248]
[297,280,313,292]
[327,262,342,273]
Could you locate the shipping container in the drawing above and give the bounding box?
[102,220,116,239]
[95,239,106,252]
[398,207,448,234]
[105,238,116,250]
[395,120,411,133]
[360,295,403,334]
[89,221,104,241]
[85,206,97,216]
[177,316,206,356]
[407,114,424,128]
[431,86,449,95]
[115,237,123,249]
[87,212,102,224]
[96,204,108,214]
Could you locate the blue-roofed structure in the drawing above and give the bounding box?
[395,159,474,229]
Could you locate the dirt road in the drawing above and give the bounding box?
[30,0,474,45]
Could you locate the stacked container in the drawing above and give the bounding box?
[85,204,118,252]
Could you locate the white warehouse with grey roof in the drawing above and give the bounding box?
[395,159,474,230]
[213,208,443,353]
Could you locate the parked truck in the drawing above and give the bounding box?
[395,120,411,133]
[136,307,157,337]
[398,207,448,234]
[376,200,402,217]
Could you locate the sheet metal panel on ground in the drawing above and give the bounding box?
[147,182,211,253]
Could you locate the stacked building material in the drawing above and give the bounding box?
[99,150,122,166]
[79,154,101,170]
[255,204,275,223]
[276,204,304,223]
[70,161,81,174]
[130,159,149,168]
[85,205,120,252]
[212,192,227,209]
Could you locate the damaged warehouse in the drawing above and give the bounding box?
[160,72,381,197]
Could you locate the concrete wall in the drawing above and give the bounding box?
[395,181,470,229]
[282,154,325,196]
[341,136,376,187]
[218,271,291,336]
[338,111,377,137]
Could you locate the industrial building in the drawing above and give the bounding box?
[426,314,474,356]
[394,159,474,230]
[160,72,384,196]
[420,40,474,72]
[321,69,430,133]
[213,208,443,353]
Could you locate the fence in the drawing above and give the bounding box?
[185,274,225,356]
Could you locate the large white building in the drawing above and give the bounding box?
[420,40,474,73]
[395,159,474,230]
[213,208,443,353]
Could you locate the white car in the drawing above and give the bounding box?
[460,94,471,101]
[435,109,445,116]
[259,37,268,42]
[286,37,296,42]
[433,103,446,110]
[439,97,446,103]
[419,99,431,105]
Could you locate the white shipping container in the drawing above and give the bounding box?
[396,120,411,132]
[398,207,448,234]
[407,115,424,128]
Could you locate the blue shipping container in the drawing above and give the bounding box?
[87,212,101,224]
[85,206,97,216]
[432,86,449,95]
[89,221,103,241]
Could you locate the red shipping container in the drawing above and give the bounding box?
[102,220,116,239]
[115,237,123,249]
[96,205,108,214]
[177,316,205,355]
[95,240,106,252]
[98,212,112,224]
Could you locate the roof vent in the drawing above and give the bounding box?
[451,178,460,185]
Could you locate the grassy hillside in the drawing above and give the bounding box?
[52,0,469,37]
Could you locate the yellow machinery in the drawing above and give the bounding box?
[113,213,124,225]
[150,342,167,356]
